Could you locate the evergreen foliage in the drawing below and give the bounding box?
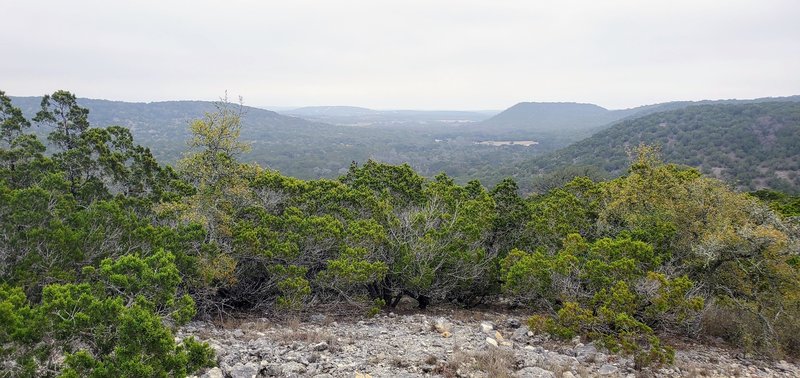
[522,102,800,193]
[1,90,799,374]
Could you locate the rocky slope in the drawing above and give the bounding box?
[181,310,798,378]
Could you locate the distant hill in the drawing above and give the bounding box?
[9,96,364,171]
[7,96,537,182]
[285,106,377,118]
[10,97,320,132]
[519,102,800,193]
[473,96,800,135]
[11,95,800,191]
[476,102,631,133]
[282,106,492,127]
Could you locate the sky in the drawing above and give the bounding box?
[2,0,799,110]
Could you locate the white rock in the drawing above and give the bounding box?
[486,337,498,347]
[200,367,223,378]
[227,362,259,378]
[283,361,307,375]
[311,341,329,351]
[480,322,494,334]
[598,364,619,376]
[574,343,597,362]
[512,326,530,342]
[776,360,797,372]
[517,366,556,378]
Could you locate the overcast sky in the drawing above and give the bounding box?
[2,0,799,110]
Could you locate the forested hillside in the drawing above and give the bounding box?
[2,90,799,376]
[9,96,548,185]
[8,95,342,164]
[467,96,800,138]
[476,102,628,133]
[11,96,800,193]
[520,102,800,193]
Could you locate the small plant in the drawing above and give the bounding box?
[366,298,386,318]
[471,348,515,378]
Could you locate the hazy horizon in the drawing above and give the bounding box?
[8,93,799,114]
[3,1,799,110]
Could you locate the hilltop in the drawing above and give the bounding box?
[519,102,800,193]
[476,102,628,133]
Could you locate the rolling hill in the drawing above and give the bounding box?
[9,97,335,163]
[518,102,800,193]
[476,102,631,132]
[10,95,800,192]
[471,96,800,135]
[8,96,542,182]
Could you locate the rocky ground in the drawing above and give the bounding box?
[181,309,799,378]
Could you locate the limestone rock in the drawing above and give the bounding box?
[227,362,259,378]
[282,361,307,375]
[517,366,556,378]
[199,367,223,378]
[512,326,530,342]
[574,342,597,363]
[598,364,619,376]
[176,313,800,378]
[311,341,329,351]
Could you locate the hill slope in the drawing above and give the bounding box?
[10,97,334,162]
[11,95,800,190]
[520,102,800,193]
[8,96,542,182]
[476,102,629,132]
[473,96,800,136]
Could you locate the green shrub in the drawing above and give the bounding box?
[510,234,703,368]
[0,252,214,377]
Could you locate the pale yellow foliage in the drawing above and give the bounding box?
[175,96,261,240]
